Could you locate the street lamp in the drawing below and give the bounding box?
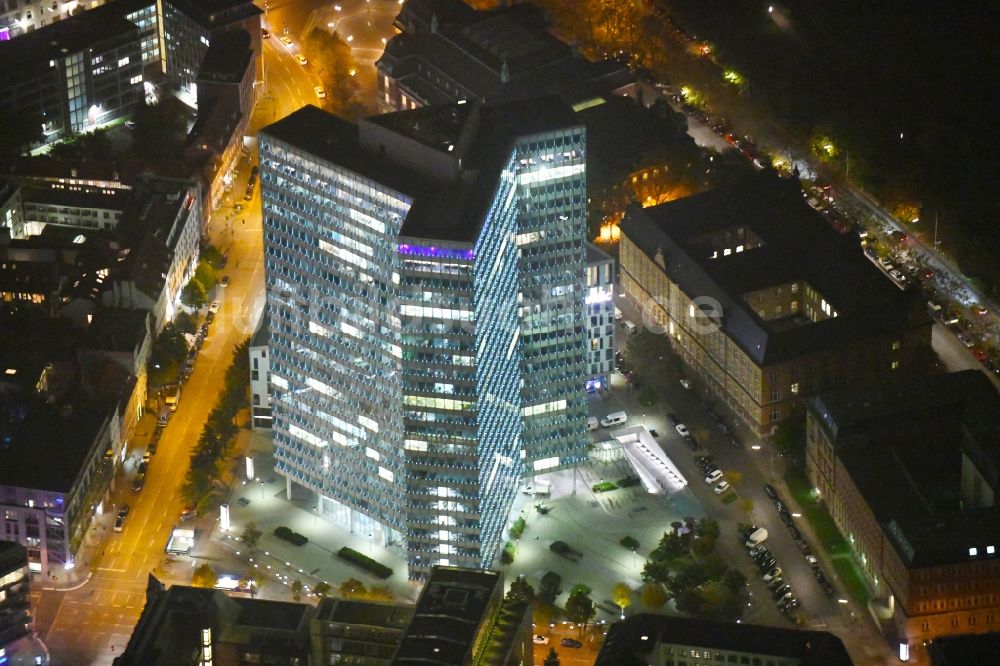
[221,504,230,531]
[245,455,255,481]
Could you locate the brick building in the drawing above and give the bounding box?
[618,175,932,435]
[805,370,1000,663]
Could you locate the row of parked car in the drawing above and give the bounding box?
[740,525,799,618]
[764,484,836,597]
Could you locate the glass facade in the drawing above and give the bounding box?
[512,130,590,474]
[261,114,588,578]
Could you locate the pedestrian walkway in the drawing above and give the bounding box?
[203,430,419,604]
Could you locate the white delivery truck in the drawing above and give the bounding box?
[164,384,181,411]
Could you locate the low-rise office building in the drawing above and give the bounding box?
[619,175,932,435]
[310,597,414,665]
[0,3,143,146]
[805,370,1000,662]
[115,576,313,666]
[19,186,128,237]
[597,613,854,666]
[0,540,31,655]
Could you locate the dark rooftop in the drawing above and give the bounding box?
[23,186,128,214]
[234,597,311,631]
[166,0,261,30]
[808,370,1000,568]
[620,175,924,365]
[0,539,27,571]
[81,309,149,354]
[197,29,253,83]
[261,97,581,243]
[379,0,632,107]
[392,566,502,665]
[0,3,139,70]
[597,614,854,666]
[316,597,413,629]
[929,631,1000,665]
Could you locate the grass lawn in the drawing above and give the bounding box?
[832,556,871,605]
[721,492,738,504]
[783,469,848,555]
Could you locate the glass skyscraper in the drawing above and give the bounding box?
[259,99,589,578]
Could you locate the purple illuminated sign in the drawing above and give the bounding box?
[397,243,475,261]
[0,27,10,41]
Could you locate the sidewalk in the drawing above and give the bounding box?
[41,412,161,592]
[202,430,419,604]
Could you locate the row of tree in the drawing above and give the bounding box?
[180,337,251,514]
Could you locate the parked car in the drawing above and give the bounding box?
[220,275,230,287]
[180,507,196,522]
[713,481,730,495]
[532,635,549,645]
[679,378,692,389]
[132,473,145,493]
[763,567,782,582]
[114,514,126,532]
[772,584,792,599]
[118,504,130,518]
[560,638,582,648]
[675,424,690,437]
[764,484,779,500]
[704,470,724,485]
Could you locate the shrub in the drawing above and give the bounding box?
[550,541,571,555]
[571,583,592,596]
[500,541,516,564]
[592,481,617,493]
[509,516,526,540]
[338,546,393,579]
[617,475,641,488]
[274,526,308,546]
[620,535,640,551]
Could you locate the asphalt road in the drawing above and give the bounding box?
[32,42,284,666]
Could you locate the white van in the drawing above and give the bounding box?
[600,411,627,428]
[745,527,769,548]
[614,307,623,321]
[622,320,638,335]
[587,417,599,431]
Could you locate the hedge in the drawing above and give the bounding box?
[274,526,308,546]
[620,535,640,551]
[592,481,617,493]
[338,546,393,579]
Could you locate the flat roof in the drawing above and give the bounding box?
[809,371,1000,568]
[198,30,252,82]
[597,614,854,666]
[234,597,310,631]
[261,97,580,243]
[621,175,922,365]
[81,309,149,353]
[317,598,413,628]
[392,566,502,665]
[0,3,139,70]
[23,186,128,212]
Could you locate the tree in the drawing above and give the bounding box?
[723,470,743,487]
[313,581,331,597]
[240,522,262,554]
[0,106,42,156]
[194,261,217,291]
[175,311,198,335]
[612,582,632,618]
[201,244,226,269]
[696,518,720,540]
[340,577,367,598]
[291,579,303,602]
[564,589,596,634]
[302,28,365,118]
[181,278,207,308]
[506,576,535,605]
[691,535,716,558]
[641,582,669,609]
[723,569,747,593]
[543,647,561,666]
[641,558,671,584]
[192,563,218,588]
[538,571,562,604]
